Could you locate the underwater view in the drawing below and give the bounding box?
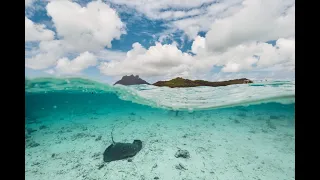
[25,78,295,180]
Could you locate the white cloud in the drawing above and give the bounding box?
[25,0,295,80]
[37,40,70,55]
[99,42,195,77]
[45,69,55,75]
[99,36,294,78]
[198,37,295,73]
[126,42,147,58]
[156,8,203,20]
[191,36,205,54]
[46,0,125,52]
[169,15,213,39]
[25,17,55,42]
[205,0,295,51]
[95,49,127,62]
[109,0,244,39]
[25,52,59,70]
[222,62,241,72]
[109,0,294,42]
[26,40,100,74]
[54,51,97,74]
[25,40,68,69]
[256,37,295,68]
[26,0,127,74]
[25,38,126,72]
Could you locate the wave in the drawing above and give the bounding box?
[25,77,295,111]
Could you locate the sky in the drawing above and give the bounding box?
[25,0,295,84]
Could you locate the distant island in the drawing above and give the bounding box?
[114,75,150,85]
[114,75,253,87]
[153,77,253,88]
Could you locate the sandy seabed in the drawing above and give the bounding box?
[25,107,295,180]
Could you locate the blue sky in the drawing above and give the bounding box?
[25,0,295,84]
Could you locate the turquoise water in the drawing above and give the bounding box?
[25,78,295,180]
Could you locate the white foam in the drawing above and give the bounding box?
[126,82,295,110]
[25,77,295,110]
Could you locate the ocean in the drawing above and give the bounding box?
[25,77,295,180]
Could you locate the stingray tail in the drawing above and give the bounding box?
[111,126,115,144]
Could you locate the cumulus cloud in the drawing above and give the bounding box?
[25,17,55,41]
[205,0,295,51]
[25,52,59,70]
[95,49,127,62]
[25,40,66,69]
[46,0,126,52]
[222,62,241,73]
[98,36,295,78]
[25,0,295,80]
[256,37,295,68]
[99,42,195,77]
[54,51,97,74]
[201,37,295,73]
[26,0,126,74]
[191,36,205,54]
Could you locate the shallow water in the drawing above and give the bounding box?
[25,78,295,180]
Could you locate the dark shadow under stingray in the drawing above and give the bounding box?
[103,128,143,162]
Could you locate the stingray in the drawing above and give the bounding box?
[103,128,142,162]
